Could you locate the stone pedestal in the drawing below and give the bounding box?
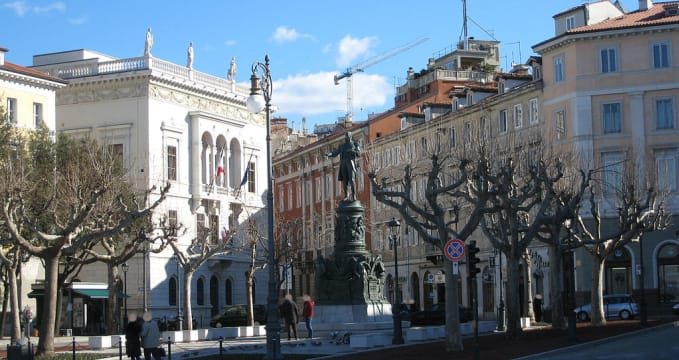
[316,200,390,310]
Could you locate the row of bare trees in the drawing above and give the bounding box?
[0,117,177,355]
[367,129,668,351]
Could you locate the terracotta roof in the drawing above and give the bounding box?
[567,2,679,34]
[1,61,68,84]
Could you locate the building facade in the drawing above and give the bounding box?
[533,0,679,312]
[31,45,271,330]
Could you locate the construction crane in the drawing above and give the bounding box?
[334,37,429,126]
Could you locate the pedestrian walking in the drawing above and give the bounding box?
[140,311,162,360]
[302,294,315,339]
[279,294,299,340]
[125,312,142,360]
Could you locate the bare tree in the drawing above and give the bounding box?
[0,127,170,356]
[479,133,586,338]
[169,218,234,331]
[368,130,494,352]
[572,155,668,326]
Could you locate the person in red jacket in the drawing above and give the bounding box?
[302,294,315,339]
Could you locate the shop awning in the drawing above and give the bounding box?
[27,289,44,298]
[73,289,109,299]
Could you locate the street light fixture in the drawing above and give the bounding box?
[122,262,129,329]
[387,217,404,345]
[247,55,282,360]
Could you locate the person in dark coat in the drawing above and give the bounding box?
[125,313,142,360]
[278,294,299,340]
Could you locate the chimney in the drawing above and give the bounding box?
[639,0,653,11]
[0,47,7,66]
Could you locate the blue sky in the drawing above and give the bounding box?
[2,0,641,131]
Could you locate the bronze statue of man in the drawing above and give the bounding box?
[327,132,360,200]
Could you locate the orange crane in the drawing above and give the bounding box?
[334,37,429,126]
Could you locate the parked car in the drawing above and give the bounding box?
[409,303,472,326]
[672,303,679,316]
[156,316,197,331]
[209,304,267,327]
[574,294,639,321]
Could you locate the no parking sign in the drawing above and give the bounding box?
[444,239,465,262]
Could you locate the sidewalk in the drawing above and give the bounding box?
[1,322,498,359]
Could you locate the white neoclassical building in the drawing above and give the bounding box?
[31,47,270,330]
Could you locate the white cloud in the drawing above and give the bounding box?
[272,26,312,43]
[271,71,392,117]
[3,0,64,16]
[3,1,29,16]
[336,35,378,68]
[224,39,237,47]
[33,1,64,13]
[68,15,87,25]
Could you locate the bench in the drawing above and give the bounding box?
[88,335,121,350]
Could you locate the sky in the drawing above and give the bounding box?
[2,0,642,132]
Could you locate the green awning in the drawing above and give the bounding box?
[73,289,109,299]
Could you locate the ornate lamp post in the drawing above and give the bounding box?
[247,55,282,360]
[388,217,404,345]
[122,262,129,328]
[175,254,183,331]
[492,249,505,331]
[564,219,577,341]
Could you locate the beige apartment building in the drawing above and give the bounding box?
[533,0,679,312]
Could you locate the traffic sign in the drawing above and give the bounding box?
[444,239,465,262]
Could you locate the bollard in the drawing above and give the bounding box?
[219,336,224,360]
[72,337,76,360]
[167,336,172,360]
[119,335,124,360]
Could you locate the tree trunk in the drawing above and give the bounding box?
[184,270,194,331]
[8,266,21,343]
[524,253,535,323]
[37,254,59,356]
[549,242,566,329]
[590,256,606,326]
[445,271,463,351]
[246,268,255,326]
[0,277,7,340]
[505,246,522,338]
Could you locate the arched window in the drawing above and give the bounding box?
[169,277,177,306]
[197,278,205,305]
[225,278,233,305]
[658,243,679,303]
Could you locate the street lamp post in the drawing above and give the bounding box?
[247,55,282,360]
[638,235,647,326]
[494,249,505,332]
[388,217,404,345]
[564,220,577,341]
[175,255,183,331]
[122,263,129,329]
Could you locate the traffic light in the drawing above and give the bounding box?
[467,240,481,278]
